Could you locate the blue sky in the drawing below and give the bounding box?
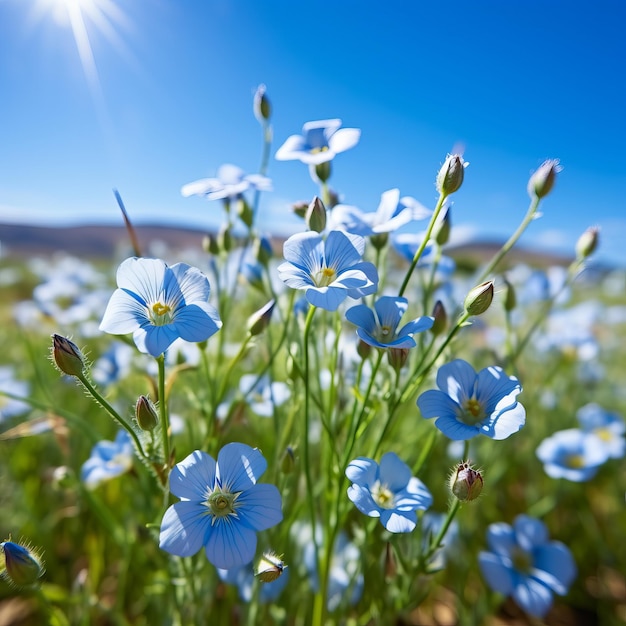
[1,0,625,266]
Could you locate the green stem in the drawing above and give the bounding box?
[76,373,145,457]
[476,196,541,284]
[157,355,171,469]
[398,192,447,297]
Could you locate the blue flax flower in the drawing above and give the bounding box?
[345,452,432,533]
[346,296,433,349]
[479,515,576,619]
[100,257,222,358]
[159,443,283,570]
[417,359,525,440]
[328,188,430,237]
[536,428,609,482]
[576,402,625,459]
[277,230,378,311]
[181,163,272,201]
[81,430,134,489]
[275,119,360,165]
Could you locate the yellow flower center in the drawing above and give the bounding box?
[460,398,484,425]
[310,146,329,154]
[511,547,532,574]
[313,266,337,287]
[206,488,241,522]
[150,302,173,326]
[595,427,613,442]
[565,453,585,469]
[371,481,395,509]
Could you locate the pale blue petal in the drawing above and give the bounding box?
[394,477,432,510]
[159,501,211,557]
[116,258,167,304]
[325,231,365,268]
[398,316,434,337]
[513,515,548,550]
[533,543,577,595]
[380,509,416,533]
[374,297,407,330]
[174,303,222,342]
[169,450,216,500]
[217,443,267,491]
[486,522,516,555]
[434,415,480,440]
[169,263,211,303]
[476,366,521,415]
[346,262,378,297]
[345,457,379,486]
[282,231,324,272]
[378,452,411,492]
[137,324,179,357]
[277,261,314,289]
[482,402,526,440]
[306,285,346,311]
[375,189,401,223]
[205,519,257,569]
[99,289,145,334]
[512,576,554,618]
[417,390,459,420]
[328,127,361,154]
[347,484,380,517]
[275,134,308,160]
[345,304,377,333]
[236,484,283,531]
[478,552,515,595]
[436,359,476,403]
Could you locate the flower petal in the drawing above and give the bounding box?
[99,289,146,334]
[417,390,459,420]
[116,258,167,304]
[328,127,361,155]
[217,443,267,491]
[159,500,211,557]
[378,452,411,492]
[347,484,380,517]
[204,519,257,569]
[380,509,416,533]
[169,450,216,500]
[236,484,283,531]
[436,359,477,403]
[174,303,222,343]
[134,324,179,357]
[345,457,379,486]
[532,543,577,595]
[478,551,515,595]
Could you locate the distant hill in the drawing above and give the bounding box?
[0,221,600,273]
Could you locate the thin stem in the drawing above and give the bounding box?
[157,355,171,470]
[398,192,446,297]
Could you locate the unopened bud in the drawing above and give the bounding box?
[503,278,516,312]
[292,200,309,219]
[449,461,483,502]
[253,84,271,122]
[528,159,561,199]
[387,347,409,371]
[464,280,494,316]
[311,161,331,184]
[575,226,600,260]
[253,235,273,266]
[218,224,233,252]
[135,395,159,431]
[436,154,466,196]
[52,334,85,377]
[370,232,389,250]
[236,197,254,229]
[280,446,296,474]
[247,300,276,336]
[1,540,45,587]
[384,542,397,579]
[357,339,372,360]
[203,233,220,256]
[433,206,452,246]
[430,300,448,336]
[306,196,327,233]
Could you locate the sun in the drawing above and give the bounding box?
[30,0,130,98]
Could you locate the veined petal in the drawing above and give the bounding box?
[436,360,477,402]
[169,263,211,303]
[328,127,361,154]
[136,324,179,358]
[276,261,315,289]
[476,366,521,415]
[375,189,401,223]
[434,415,480,440]
[345,305,377,334]
[169,450,216,500]
[374,297,407,330]
[417,390,460,420]
[174,303,222,343]
[482,402,525,440]
[99,289,146,334]
[346,262,378,297]
[217,443,267,491]
[159,500,211,557]
[325,231,365,268]
[397,316,434,337]
[396,477,432,510]
[116,258,167,305]
[305,285,346,311]
[205,519,257,569]
[236,484,283,531]
[282,231,324,272]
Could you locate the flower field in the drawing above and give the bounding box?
[1,87,625,626]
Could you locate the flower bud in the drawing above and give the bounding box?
[52,334,85,377]
[280,446,296,474]
[464,280,494,316]
[202,233,220,256]
[357,338,372,360]
[449,461,483,502]
[430,300,448,336]
[433,205,452,246]
[135,395,159,432]
[218,224,233,252]
[384,542,397,579]
[436,154,466,196]
[236,197,254,229]
[370,232,389,251]
[253,84,271,122]
[306,196,327,233]
[527,159,561,199]
[388,347,409,371]
[255,551,286,582]
[575,226,600,260]
[1,540,45,587]
[292,200,309,219]
[247,300,276,336]
[497,277,514,312]
[253,235,273,266]
[311,161,331,184]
